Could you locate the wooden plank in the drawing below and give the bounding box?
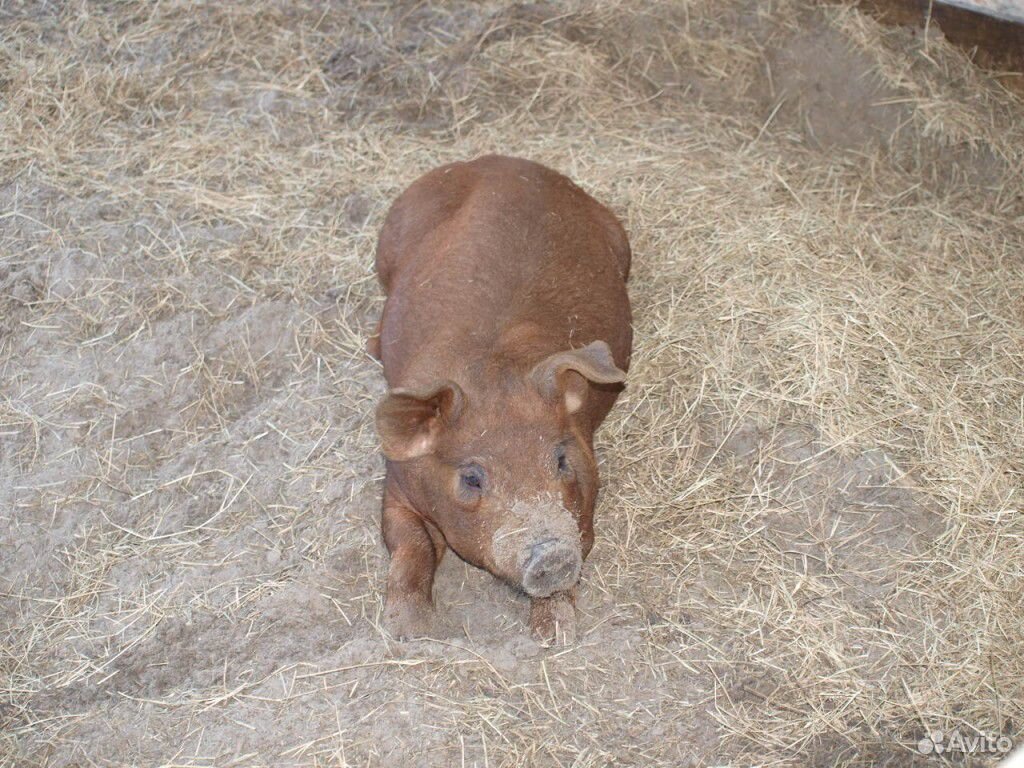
[849,0,1024,78]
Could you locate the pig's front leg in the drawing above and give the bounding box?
[381,486,444,640]
[529,588,577,646]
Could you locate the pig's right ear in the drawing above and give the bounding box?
[376,381,463,461]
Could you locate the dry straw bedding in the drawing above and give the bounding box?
[1,0,1023,766]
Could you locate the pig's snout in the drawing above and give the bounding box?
[492,495,583,597]
[521,538,581,597]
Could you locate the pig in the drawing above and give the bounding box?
[369,154,632,644]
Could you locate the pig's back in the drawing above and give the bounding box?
[376,155,632,389]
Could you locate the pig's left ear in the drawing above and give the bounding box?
[531,340,627,414]
[376,381,463,461]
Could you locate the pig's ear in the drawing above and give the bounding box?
[376,381,463,461]
[531,340,627,414]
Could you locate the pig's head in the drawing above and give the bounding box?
[376,341,626,598]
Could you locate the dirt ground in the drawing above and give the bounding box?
[2,1,1023,766]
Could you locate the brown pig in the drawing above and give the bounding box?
[370,155,632,643]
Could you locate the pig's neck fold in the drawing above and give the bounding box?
[403,320,564,391]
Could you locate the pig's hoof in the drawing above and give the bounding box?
[529,594,577,646]
[384,597,434,640]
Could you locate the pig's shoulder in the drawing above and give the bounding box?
[374,160,481,291]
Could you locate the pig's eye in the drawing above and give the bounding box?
[555,445,572,476]
[458,464,486,495]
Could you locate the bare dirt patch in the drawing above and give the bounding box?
[2,1,1022,766]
